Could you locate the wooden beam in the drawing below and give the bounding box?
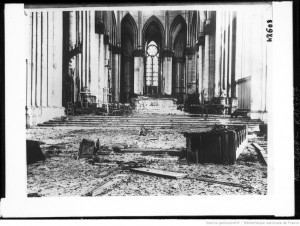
[252,143,267,166]
[188,176,251,189]
[120,148,181,155]
[131,167,187,179]
[92,177,123,196]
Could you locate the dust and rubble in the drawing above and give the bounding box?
[27,126,268,197]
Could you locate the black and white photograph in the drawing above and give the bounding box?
[24,5,271,197]
[2,2,295,218]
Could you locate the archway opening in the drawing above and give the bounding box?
[120,14,137,102]
[170,15,187,103]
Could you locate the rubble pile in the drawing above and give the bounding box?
[26,126,267,197]
[210,124,237,133]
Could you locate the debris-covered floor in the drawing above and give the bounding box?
[27,126,268,197]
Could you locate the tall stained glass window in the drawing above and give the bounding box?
[146,41,159,87]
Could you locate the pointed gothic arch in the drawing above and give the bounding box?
[121,13,138,49]
[170,14,187,50]
[142,16,165,48]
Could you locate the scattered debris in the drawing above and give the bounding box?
[95,138,100,151]
[78,139,96,159]
[139,126,148,136]
[61,116,69,122]
[27,126,267,196]
[27,140,45,165]
[112,144,125,152]
[131,167,187,179]
[210,124,236,132]
[27,193,42,197]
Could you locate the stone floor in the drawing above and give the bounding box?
[26,125,268,197]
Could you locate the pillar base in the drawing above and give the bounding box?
[249,111,268,123]
[26,106,65,127]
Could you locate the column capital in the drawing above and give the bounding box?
[123,55,133,61]
[173,57,185,63]
[110,45,122,54]
[185,46,198,55]
[132,49,144,57]
[95,20,105,34]
[204,22,214,35]
[162,49,174,58]
[197,36,205,47]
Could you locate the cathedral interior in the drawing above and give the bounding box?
[25,9,269,125]
[25,8,270,196]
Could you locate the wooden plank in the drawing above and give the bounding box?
[82,168,120,196]
[92,178,123,196]
[131,167,187,179]
[252,143,267,166]
[120,148,181,155]
[188,176,251,189]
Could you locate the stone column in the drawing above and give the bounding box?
[52,11,63,107]
[133,49,144,95]
[87,12,91,88]
[203,36,210,99]
[165,11,170,49]
[89,11,99,101]
[198,43,203,99]
[95,12,105,105]
[41,12,48,107]
[98,32,105,104]
[173,57,185,95]
[198,13,205,100]
[47,11,53,107]
[185,47,197,94]
[76,11,81,102]
[104,31,110,103]
[36,12,42,107]
[123,56,132,101]
[162,50,173,95]
[227,12,233,98]
[81,11,87,89]
[26,10,65,126]
[112,45,121,102]
[224,11,229,97]
[27,12,33,107]
[208,12,215,99]
[235,11,243,82]
[68,11,76,103]
[137,11,142,49]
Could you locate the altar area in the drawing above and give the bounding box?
[131,96,187,115]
